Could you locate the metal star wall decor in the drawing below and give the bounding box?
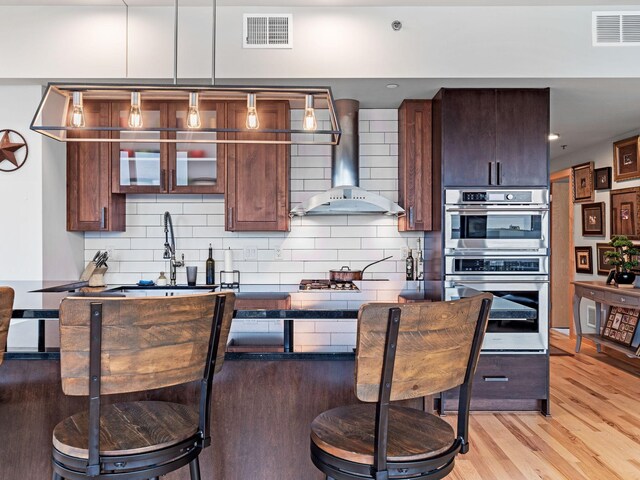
[0,129,29,172]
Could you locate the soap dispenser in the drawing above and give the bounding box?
[156,271,168,286]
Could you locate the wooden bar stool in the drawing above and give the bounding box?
[310,294,493,480]
[52,291,235,480]
[0,286,15,366]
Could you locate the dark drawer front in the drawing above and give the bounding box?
[472,354,547,399]
[445,354,547,400]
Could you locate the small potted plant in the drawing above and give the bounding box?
[604,235,640,286]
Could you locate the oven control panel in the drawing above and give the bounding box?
[461,191,532,203]
[453,258,541,273]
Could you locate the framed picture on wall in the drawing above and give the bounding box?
[610,187,640,239]
[581,202,605,236]
[603,306,639,346]
[597,243,616,275]
[595,167,612,190]
[571,162,595,203]
[575,246,593,274]
[613,135,640,182]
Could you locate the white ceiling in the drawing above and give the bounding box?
[2,0,640,5]
[2,1,639,162]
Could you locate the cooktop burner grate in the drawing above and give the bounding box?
[299,279,359,291]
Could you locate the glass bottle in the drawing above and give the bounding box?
[406,249,415,281]
[206,243,215,285]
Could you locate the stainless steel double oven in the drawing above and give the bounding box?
[443,189,550,352]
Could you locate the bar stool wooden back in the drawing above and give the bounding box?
[310,294,493,480]
[52,291,235,480]
[0,286,15,367]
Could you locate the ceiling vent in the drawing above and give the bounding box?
[243,14,293,49]
[592,12,640,45]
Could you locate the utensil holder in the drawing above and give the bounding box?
[88,267,108,287]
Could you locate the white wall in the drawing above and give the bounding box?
[2,5,640,80]
[552,128,640,334]
[0,86,44,280]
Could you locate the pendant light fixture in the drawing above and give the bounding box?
[30,0,341,145]
[70,92,85,128]
[187,92,201,129]
[128,92,143,128]
[245,93,259,130]
[302,94,317,131]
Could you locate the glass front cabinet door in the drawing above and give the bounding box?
[111,101,167,193]
[167,101,225,194]
[111,100,225,194]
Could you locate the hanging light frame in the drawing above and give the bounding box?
[31,83,341,145]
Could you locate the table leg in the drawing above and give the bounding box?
[595,301,602,353]
[283,319,293,353]
[573,292,582,352]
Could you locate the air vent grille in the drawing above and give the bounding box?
[243,14,293,49]
[593,12,640,45]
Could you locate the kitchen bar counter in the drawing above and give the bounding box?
[3,280,439,356]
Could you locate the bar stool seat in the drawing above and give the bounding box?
[311,404,454,464]
[53,401,199,458]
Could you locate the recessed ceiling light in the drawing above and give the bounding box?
[548,133,560,141]
[386,83,399,89]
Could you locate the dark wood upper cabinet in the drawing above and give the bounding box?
[67,101,125,231]
[436,88,549,188]
[398,99,438,232]
[225,100,290,232]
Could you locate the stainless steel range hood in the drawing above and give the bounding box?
[290,99,405,216]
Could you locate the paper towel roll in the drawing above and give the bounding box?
[224,248,233,283]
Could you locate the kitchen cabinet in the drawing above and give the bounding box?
[225,100,290,232]
[435,88,550,188]
[67,101,125,232]
[398,99,438,232]
[111,101,225,194]
[438,353,549,414]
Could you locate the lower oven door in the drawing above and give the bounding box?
[444,276,549,352]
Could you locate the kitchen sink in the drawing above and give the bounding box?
[107,285,218,297]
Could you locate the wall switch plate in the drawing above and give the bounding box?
[244,246,258,261]
[401,246,409,259]
[274,246,283,260]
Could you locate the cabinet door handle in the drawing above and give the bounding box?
[409,206,415,228]
[496,161,502,185]
[488,162,493,185]
[228,207,233,228]
[100,207,106,229]
[160,170,166,190]
[483,375,509,382]
[170,169,175,191]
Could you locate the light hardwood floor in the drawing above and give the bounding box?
[446,332,640,480]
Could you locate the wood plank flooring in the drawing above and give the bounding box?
[446,332,640,480]
[0,334,638,480]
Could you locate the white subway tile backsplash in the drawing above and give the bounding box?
[360,109,397,121]
[86,108,415,348]
[360,144,390,156]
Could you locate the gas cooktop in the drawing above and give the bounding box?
[299,279,360,291]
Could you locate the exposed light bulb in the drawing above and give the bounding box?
[302,94,317,131]
[128,92,143,128]
[70,91,85,128]
[548,133,560,141]
[246,93,259,130]
[187,92,201,129]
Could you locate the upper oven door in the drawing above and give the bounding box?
[444,206,549,254]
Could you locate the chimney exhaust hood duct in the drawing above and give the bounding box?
[291,99,405,216]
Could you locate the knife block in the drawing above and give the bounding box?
[80,262,108,287]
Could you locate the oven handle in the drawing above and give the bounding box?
[445,207,549,213]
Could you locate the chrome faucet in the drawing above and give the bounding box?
[163,211,184,286]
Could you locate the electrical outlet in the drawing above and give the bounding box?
[274,246,283,260]
[244,246,258,260]
[401,246,409,259]
[106,245,114,258]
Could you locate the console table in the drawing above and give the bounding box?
[572,281,640,358]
